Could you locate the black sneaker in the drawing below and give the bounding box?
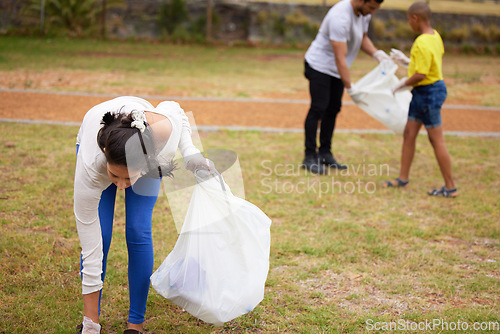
[301,156,327,174]
[318,152,347,170]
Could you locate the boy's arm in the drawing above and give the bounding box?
[393,73,426,94]
[405,73,426,86]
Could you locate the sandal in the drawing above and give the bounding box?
[124,329,143,334]
[427,186,457,198]
[384,178,409,188]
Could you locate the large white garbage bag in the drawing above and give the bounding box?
[352,60,411,134]
[151,171,272,327]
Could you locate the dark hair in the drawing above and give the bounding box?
[408,1,431,21]
[365,0,384,3]
[97,109,174,178]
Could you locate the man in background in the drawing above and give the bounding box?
[303,0,389,174]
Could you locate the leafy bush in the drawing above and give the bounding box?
[471,24,491,43]
[285,10,309,26]
[170,25,191,43]
[371,18,386,39]
[24,0,102,37]
[272,13,286,36]
[394,21,415,39]
[460,43,475,54]
[447,25,470,43]
[284,10,318,41]
[489,24,500,43]
[158,0,188,35]
[303,21,320,38]
[435,25,447,41]
[256,11,269,25]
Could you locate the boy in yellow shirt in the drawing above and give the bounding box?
[385,1,457,197]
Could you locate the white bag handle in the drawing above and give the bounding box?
[194,169,226,191]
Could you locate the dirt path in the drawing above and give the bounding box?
[1,90,499,133]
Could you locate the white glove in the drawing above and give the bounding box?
[390,48,410,68]
[347,86,366,105]
[372,50,391,63]
[193,158,220,182]
[185,153,213,173]
[392,78,411,95]
[185,153,220,183]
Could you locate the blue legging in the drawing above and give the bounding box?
[77,146,161,324]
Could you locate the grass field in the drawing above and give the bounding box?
[0,35,499,333]
[0,122,499,333]
[0,36,499,106]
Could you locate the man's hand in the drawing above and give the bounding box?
[392,78,411,95]
[372,50,391,63]
[390,49,410,68]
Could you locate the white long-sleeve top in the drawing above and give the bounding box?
[74,96,200,294]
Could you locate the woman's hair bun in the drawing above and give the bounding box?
[102,111,117,126]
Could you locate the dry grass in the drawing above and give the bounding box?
[0,37,499,106]
[1,124,499,333]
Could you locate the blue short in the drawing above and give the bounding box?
[408,80,447,129]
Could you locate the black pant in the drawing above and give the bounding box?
[304,61,344,157]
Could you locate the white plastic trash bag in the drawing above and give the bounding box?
[351,60,412,134]
[151,171,272,327]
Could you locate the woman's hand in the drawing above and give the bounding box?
[186,153,216,174]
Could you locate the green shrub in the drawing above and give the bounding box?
[170,25,191,43]
[285,10,309,26]
[284,10,319,40]
[303,22,320,38]
[394,21,415,39]
[23,0,102,36]
[257,11,286,38]
[188,13,219,43]
[256,11,268,25]
[489,24,500,43]
[435,25,447,41]
[158,0,188,35]
[371,18,386,39]
[460,43,475,54]
[447,25,470,43]
[272,14,287,36]
[471,24,491,43]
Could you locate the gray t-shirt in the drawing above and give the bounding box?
[305,0,371,78]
